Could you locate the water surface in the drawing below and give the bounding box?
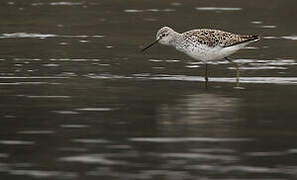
[1,0,297,179]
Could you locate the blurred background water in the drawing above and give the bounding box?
[0,0,297,179]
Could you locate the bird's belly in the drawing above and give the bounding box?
[182,45,240,61]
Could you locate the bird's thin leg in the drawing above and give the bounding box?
[236,64,240,87]
[225,57,240,87]
[204,63,208,88]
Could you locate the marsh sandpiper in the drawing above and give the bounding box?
[141,26,260,87]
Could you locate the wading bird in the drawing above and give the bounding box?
[141,26,260,87]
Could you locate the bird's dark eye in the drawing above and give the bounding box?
[162,34,166,37]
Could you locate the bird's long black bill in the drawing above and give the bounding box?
[141,39,159,52]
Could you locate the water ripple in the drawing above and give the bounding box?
[229,66,287,70]
[0,76,68,79]
[17,130,55,134]
[190,148,236,154]
[196,7,242,11]
[76,108,113,111]
[246,151,288,157]
[72,139,110,144]
[161,153,238,161]
[282,36,297,40]
[61,124,89,128]
[8,169,77,178]
[0,154,9,158]
[24,96,71,98]
[187,165,282,174]
[261,25,277,29]
[124,9,175,13]
[52,111,80,115]
[0,32,104,39]
[50,58,101,62]
[264,35,297,41]
[59,154,126,165]
[50,2,83,6]
[0,140,34,145]
[129,137,252,143]
[32,2,84,6]
[288,149,297,154]
[88,74,297,85]
[0,82,61,86]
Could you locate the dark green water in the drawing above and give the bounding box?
[1,0,297,179]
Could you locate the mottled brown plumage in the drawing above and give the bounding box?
[183,29,259,48]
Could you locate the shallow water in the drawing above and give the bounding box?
[1,0,297,179]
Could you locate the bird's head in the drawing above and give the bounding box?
[141,26,176,52]
[156,26,175,46]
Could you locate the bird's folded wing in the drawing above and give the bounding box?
[183,29,259,48]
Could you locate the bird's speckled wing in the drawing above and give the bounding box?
[182,29,259,48]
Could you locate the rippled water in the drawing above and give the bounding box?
[1,0,297,179]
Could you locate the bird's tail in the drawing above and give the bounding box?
[244,34,261,41]
[251,34,261,41]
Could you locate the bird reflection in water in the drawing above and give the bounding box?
[156,93,241,134]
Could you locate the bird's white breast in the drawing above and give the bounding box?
[174,41,248,62]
